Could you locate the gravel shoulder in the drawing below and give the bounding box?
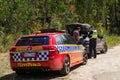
[65,45,120,80]
[0,45,120,80]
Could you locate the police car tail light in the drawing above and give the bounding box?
[49,46,59,56]
[10,47,16,52]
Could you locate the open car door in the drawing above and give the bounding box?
[65,23,91,37]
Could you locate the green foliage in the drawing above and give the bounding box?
[105,35,120,48]
[0,0,120,52]
[50,15,62,30]
[96,22,106,36]
[0,34,14,52]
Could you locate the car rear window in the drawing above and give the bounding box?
[16,36,49,46]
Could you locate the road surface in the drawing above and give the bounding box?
[0,45,120,80]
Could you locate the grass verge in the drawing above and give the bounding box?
[105,35,120,48]
[0,53,13,76]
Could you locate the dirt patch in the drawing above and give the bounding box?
[0,53,13,76]
[93,71,120,80]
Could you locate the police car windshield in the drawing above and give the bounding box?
[16,36,49,46]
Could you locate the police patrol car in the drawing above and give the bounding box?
[10,29,88,75]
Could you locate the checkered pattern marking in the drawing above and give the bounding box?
[56,46,81,52]
[12,51,49,62]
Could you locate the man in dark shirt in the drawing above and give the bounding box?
[73,27,81,42]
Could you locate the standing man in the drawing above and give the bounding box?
[88,26,98,59]
[73,27,81,42]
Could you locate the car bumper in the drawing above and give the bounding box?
[10,54,65,71]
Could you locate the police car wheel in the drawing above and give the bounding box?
[60,56,70,75]
[82,53,88,65]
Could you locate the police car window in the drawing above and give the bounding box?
[16,36,49,46]
[55,35,63,44]
[64,34,76,44]
[60,35,68,44]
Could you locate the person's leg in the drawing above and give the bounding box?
[93,39,97,58]
[89,41,92,59]
[89,47,92,58]
[93,47,97,58]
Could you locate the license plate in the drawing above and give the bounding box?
[24,53,35,57]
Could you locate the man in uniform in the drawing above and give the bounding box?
[88,26,98,59]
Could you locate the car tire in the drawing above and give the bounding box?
[60,56,70,75]
[101,43,108,53]
[82,53,88,65]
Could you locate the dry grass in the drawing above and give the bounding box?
[0,53,13,76]
[105,35,120,48]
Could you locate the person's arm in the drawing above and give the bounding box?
[73,31,79,41]
[76,32,80,41]
[88,31,93,38]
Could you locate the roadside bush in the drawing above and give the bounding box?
[0,34,14,52]
[105,35,120,48]
[96,22,107,36]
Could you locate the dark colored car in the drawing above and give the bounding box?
[66,23,108,54]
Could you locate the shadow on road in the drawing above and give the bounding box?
[0,71,63,80]
[0,64,82,80]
